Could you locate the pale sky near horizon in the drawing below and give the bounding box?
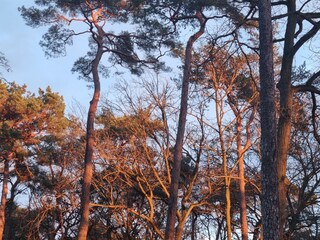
[0,1,100,112]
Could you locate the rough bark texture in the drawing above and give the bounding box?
[77,36,103,239]
[277,1,296,238]
[258,0,280,239]
[0,159,9,240]
[164,11,206,240]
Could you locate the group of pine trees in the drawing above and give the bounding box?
[1,0,320,239]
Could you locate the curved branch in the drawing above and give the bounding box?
[293,70,320,93]
[293,85,320,94]
[291,21,320,57]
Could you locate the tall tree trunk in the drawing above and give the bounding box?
[0,159,9,240]
[221,135,231,240]
[214,79,231,240]
[277,1,296,238]
[78,43,103,240]
[231,105,254,240]
[227,69,255,240]
[238,154,248,240]
[164,12,206,240]
[224,173,232,240]
[237,119,249,240]
[258,0,280,239]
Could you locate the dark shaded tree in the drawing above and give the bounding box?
[271,1,320,236]
[258,0,279,239]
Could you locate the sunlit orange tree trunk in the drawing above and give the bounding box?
[77,26,103,240]
[230,102,256,240]
[0,158,9,239]
[21,1,165,239]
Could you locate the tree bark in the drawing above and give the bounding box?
[0,159,9,240]
[77,37,103,239]
[237,119,249,240]
[239,156,248,240]
[229,101,254,240]
[277,1,296,238]
[221,125,231,240]
[258,0,280,239]
[164,11,206,240]
[225,176,232,240]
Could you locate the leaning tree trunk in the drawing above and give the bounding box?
[77,40,103,240]
[164,11,206,240]
[0,158,9,240]
[258,0,280,239]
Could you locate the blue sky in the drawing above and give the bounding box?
[2,1,318,114]
[0,1,176,114]
[1,1,97,111]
